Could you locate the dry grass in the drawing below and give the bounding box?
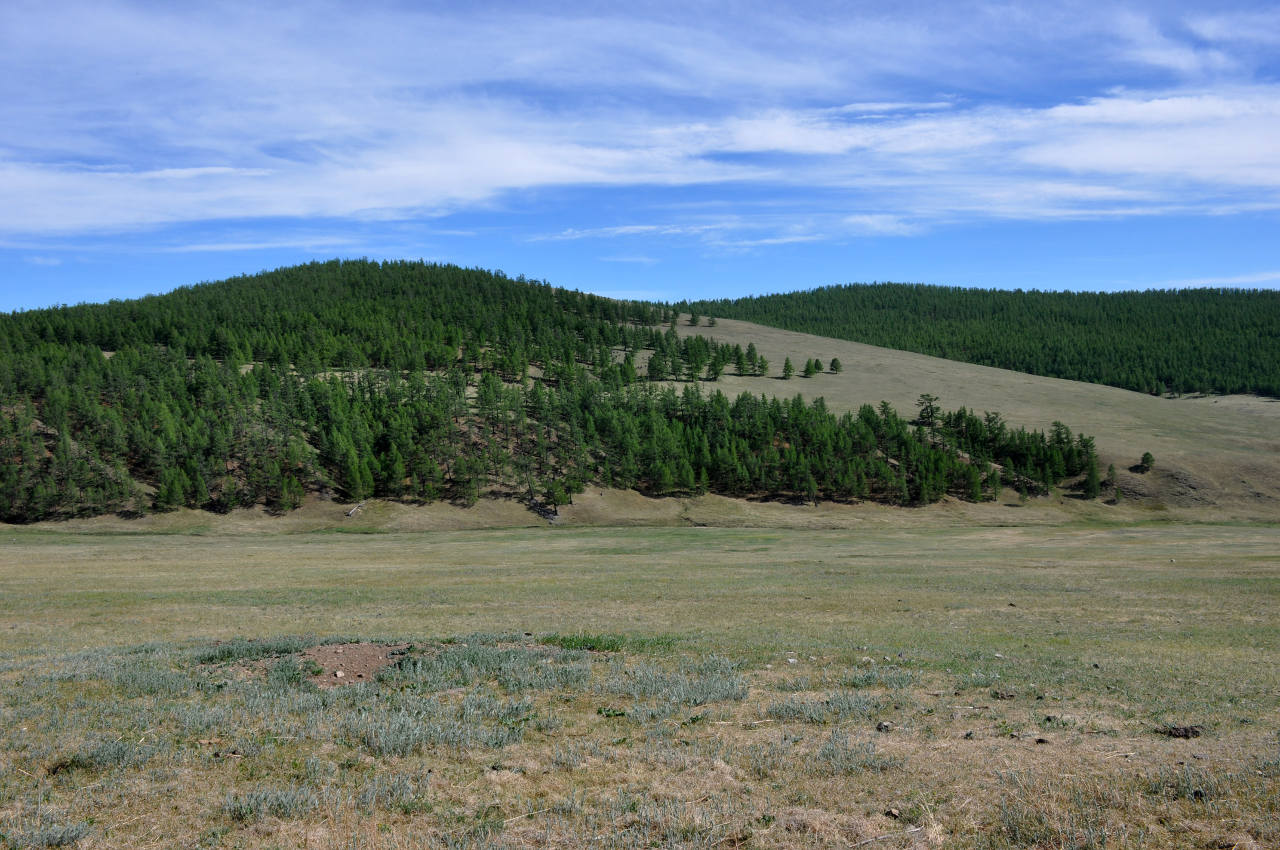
[1,524,1277,847]
[674,315,1280,521]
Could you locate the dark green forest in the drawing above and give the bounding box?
[685,283,1280,397]
[1,260,1096,521]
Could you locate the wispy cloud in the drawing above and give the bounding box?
[1108,10,1235,76]
[600,255,660,264]
[842,215,920,236]
[159,237,361,253]
[707,233,825,248]
[533,225,720,242]
[825,102,954,115]
[1,1,1278,252]
[1184,10,1280,44]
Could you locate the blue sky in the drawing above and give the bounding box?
[2,0,1279,312]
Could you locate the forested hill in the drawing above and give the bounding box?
[8,260,664,374]
[684,284,1280,397]
[2,260,1098,522]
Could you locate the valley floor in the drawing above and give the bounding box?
[1,522,1277,848]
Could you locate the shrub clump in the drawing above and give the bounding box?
[813,731,901,775]
[223,785,319,822]
[195,636,316,665]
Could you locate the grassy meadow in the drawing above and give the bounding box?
[1,523,1277,848]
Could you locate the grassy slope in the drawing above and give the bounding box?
[674,316,1280,521]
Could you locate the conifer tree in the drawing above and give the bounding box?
[647,350,669,382]
[1083,456,1100,499]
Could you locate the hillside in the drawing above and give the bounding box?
[673,316,1280,520]
[1,261,1096,523]
[685,283,1280,397]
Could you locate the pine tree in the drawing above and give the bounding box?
[154,467,190,511]
[279,474,305,510]
[545,481,566,515]
[653,462,675,494]
[647,350,669,382]
[916,393,940,427]
[1083,456,1100,499]
[341,447,367,501]
[783,357,794,379]
[986,464,1002,502]
[383,445,407,497]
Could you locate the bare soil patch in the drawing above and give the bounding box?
[301,641,410,687]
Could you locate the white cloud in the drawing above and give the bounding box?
[1109,10,1235,76]
[1,1,1278,247]
[600,255,660,264]
[1184,11,1280,45]
[1021,90,1280,186]
[534,224,721,242]
[136,167,271,180]
[825,102,954,114]
[842,214,920,236]
[160,237,360,253]
[710,234,824,248]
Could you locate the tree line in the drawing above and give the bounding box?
[683,283,1280,397]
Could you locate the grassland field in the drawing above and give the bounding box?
[1,522,1277,849]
